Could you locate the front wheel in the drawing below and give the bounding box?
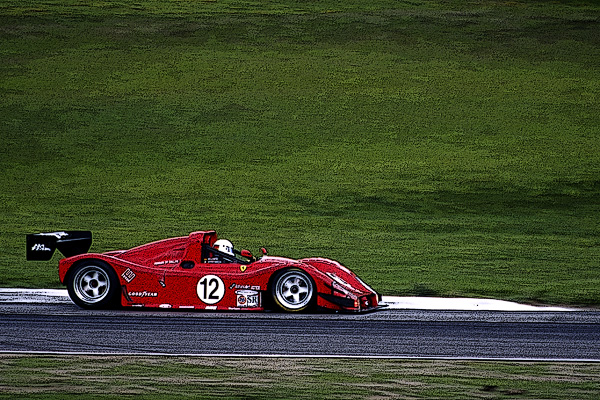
[66,261,120,309]
[271,268,315,312]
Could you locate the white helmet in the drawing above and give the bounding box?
[214,239,234,256]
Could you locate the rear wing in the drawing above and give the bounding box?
[26,231,92,261]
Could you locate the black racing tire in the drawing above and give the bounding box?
[66,260,120,309]
[270,268,316,313]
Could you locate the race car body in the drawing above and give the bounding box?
[26,230,381,313]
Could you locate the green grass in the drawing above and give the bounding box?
[1,0,599,305]
[1,355,600,399]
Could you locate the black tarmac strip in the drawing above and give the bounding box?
[1,303,599,361]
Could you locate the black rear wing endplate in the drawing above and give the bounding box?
[26,231,92,261]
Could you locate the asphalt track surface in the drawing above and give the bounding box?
[2,302,599,361]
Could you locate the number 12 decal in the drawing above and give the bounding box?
[197,275,225,304]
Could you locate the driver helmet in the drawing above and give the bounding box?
[214,239,234,256]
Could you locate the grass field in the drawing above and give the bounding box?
[1,355,600,399]
[1,0,599,305]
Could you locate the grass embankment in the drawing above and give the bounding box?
[1,0,599,305]
[1,355,599,399]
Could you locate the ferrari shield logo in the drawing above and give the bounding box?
[240,265,247,272]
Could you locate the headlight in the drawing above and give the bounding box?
[331,279,350,296]
[326,272,353,289]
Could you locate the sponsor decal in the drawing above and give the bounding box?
[229,284,261,291]
[153,260,180,266]
[128,291,158,298]
[240,265,247,272]
[159,304,172,309]
[31,244,52,252]
[236,289,260,308]
[197,275,225,304]
[121,268,136,283]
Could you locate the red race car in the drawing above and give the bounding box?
[27,230,382,313]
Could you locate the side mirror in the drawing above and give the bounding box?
[241,249,253,259]
[260,247,268,256]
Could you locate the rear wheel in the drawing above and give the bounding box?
[271,268,315,312]
[66,261,120,309]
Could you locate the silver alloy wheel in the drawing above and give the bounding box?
[72,265,111,304]
[274,270,314,310]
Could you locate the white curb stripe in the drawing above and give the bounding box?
[0,289,575,311]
